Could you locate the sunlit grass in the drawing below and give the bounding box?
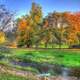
[11,49,80,67]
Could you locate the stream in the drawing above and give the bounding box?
[0,55,80,79]
[11,60,80,78]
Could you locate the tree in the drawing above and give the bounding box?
[0,5,16,45]
[17,2,43,48]
[43,12,68,48]
[0,32,6,44]
[0,5,15,32]
[64,12,80,46]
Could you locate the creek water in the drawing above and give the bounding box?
[11,60,80,78]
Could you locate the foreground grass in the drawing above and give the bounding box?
[0,65,37,80]
[11,48,80,67]
[0,72,27,80]
[0,48,80,79]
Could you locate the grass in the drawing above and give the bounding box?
[11,48,80,67]
[0,48,80,79]
[34,44,69,48]
[12,65,40,74]
[0,72,27,80]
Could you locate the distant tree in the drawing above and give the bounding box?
[64,12,80,46]
[43,12,69,48]
[0,32,6,44]
[0,5,15,32]
[0,5,16,45]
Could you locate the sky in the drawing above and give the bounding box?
[0,0,80,18]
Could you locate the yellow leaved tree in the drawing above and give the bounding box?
[0,32,6,44]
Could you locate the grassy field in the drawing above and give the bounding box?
[11,48,80,67]
[0,48,80,79]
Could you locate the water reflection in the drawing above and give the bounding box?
[61,67,70,77]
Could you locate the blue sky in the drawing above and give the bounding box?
[0,0,80,18]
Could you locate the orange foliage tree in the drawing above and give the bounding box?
[64,12,80,45]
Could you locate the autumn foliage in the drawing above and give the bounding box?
[0,32,6,44]
[16,3,80,48]
[17,2,42,47]
[18,19,27,31]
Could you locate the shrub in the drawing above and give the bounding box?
[0,46,11,54]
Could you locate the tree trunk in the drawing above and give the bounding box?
[59,40,62,49]
[35,43,39,48]
[27,43,31,48]
[52,44,54,48]
[59,44,61,49]
[45,43,48,48]
[52,40,54,48]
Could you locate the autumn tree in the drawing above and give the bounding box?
[43,12,69,48]
[64,12,80,46]
[17,2,80,48]
[17,2,43,48]
[0,32,6,44]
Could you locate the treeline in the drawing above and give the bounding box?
[1,3,80,48]
[16,2,80,48]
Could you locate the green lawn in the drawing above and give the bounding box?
[11,49,80,67]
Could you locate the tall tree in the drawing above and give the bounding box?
[0,5,16,44]
[64,12,80,46]
[17,2,43,48]
[43,12,68,48]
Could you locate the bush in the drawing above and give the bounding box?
[0,54,5,59]
[69,45,80,49]
[0,46,11,54]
